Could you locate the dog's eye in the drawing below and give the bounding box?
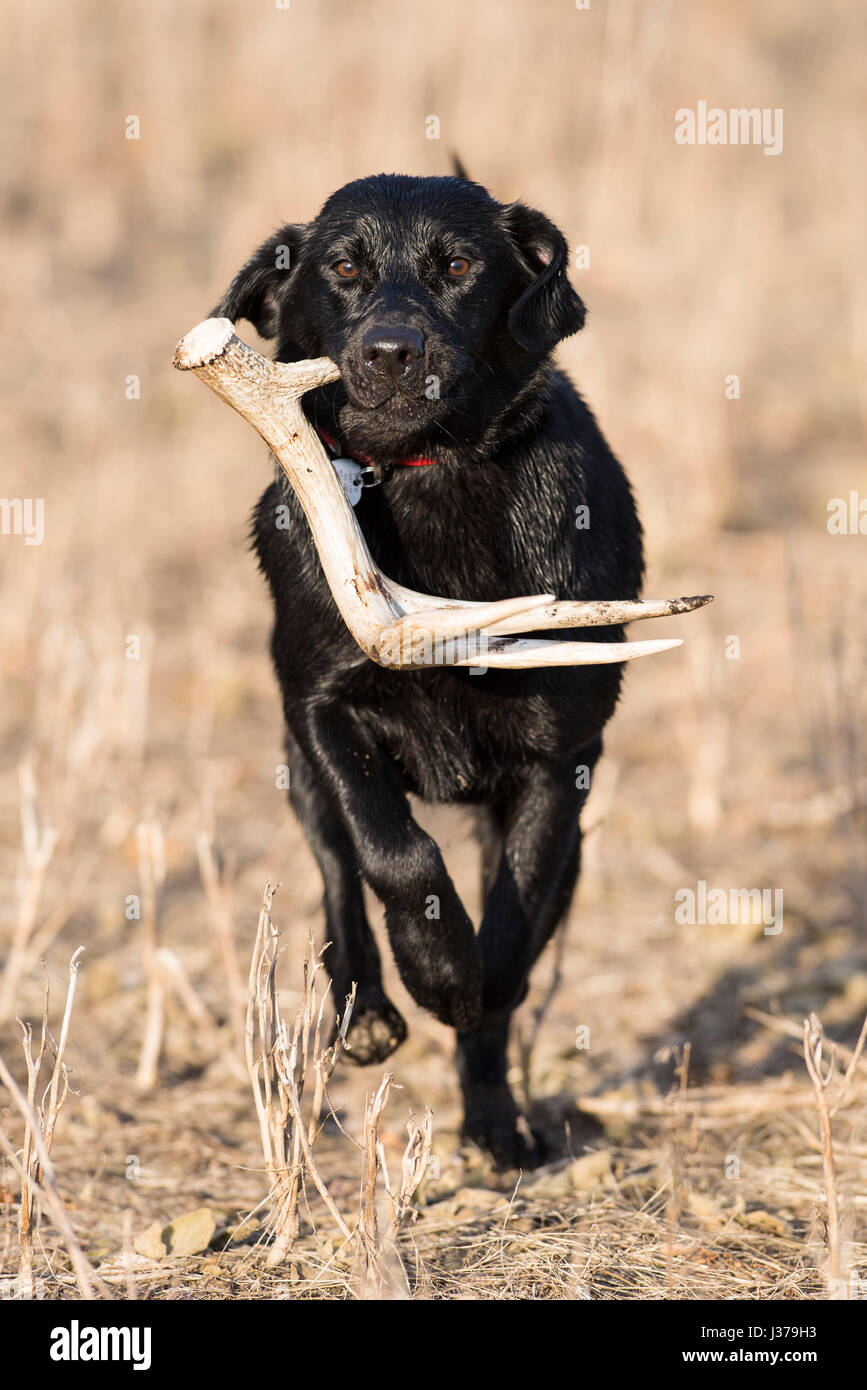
[447,257,471,278]
[334,260,359,279]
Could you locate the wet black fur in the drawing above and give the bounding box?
[213,173,644,1166]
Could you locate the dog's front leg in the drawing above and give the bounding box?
[282,727,407,1065]
[477,740,601,1012]
[298,709,482,1031]
[457,740,601,1165]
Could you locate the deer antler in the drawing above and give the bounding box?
[173,318,711,669]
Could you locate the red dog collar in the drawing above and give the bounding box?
[317,427,437,469]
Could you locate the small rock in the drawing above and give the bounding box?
[163,1207,216,1256]
[133,1223,167,1260]
[569,1149,614,1192]
[687,1191,729,1231]
[211,1218,262,1249]
[525,1149,614,1197]
[134,1207,216,1260]
[735,1208,791,1238]
[451,1186,509,1212]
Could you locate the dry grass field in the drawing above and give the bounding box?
[1,0,866,1301]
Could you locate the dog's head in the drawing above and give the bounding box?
[214,173,585,461]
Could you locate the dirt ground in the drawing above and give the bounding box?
[1,0,865,1299]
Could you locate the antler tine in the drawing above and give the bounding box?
[449,636,684,669]
[383,584,714,635]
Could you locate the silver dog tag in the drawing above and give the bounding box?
[332,457,366,508]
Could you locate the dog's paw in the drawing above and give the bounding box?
[461,1090,545,1171]
[340,991,407,1066]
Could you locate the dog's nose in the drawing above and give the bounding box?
[361,325,425,381]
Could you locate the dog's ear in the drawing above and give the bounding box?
[500,203,586,353]
[210,224,307,339]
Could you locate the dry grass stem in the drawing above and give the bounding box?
[243,885,431,1289]
[135,819,167,1091]
[0,947,103,1298]
[245,884,356,1264]
[356,1077,432,1297]
[196,826,245,1049]
[0,761,59,1021]
[803,1013,844,1296]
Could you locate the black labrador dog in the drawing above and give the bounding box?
[214,173,643,1167]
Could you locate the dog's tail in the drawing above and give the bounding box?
[450,152,471,181]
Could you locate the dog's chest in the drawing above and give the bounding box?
[347,655,606,805]
[355,468,563,603]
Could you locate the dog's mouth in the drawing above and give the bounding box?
[334,342,471,417]
[343,385,408,412]
[338,372,438,415]
[335,393,439,462]
[305,376,435,462]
